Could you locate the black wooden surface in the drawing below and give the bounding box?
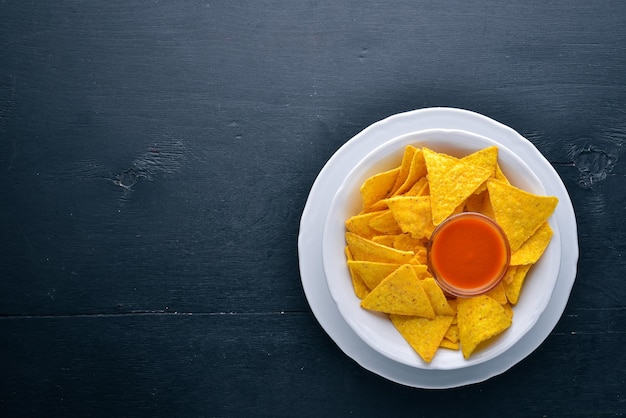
[1,1,625,417]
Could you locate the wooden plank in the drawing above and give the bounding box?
[0,310,624,416]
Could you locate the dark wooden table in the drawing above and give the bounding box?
[1,1,624,416]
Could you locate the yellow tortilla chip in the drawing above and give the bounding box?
[347,261,370,299]
[360,167,399,212]
[394,148,427,195]
[510,221,553,265]
[391,146,417,194]
[487,180,558,252]
[360,265,435,317]
[386,195,435,240]
[464,190,495,219]
[444,323,459,343]
[403,176,429,197]
[423,148,493,225]
[461,146,498,172]
[369,210,402,235]
[390,314,455,363]
[461,146,498,194]
[495,163,510,184]
[439,338,460,350]
[371,235,397,247]
[392,233,427,252]
[346,232,414,264]
[421,277,456,315]
[503,264,533,305]
[345,211,386,240]
[457,295,512,359]
[484,282,508,305]
[411,264,429,279]
[345,246,353,261]
[347,261,400,290]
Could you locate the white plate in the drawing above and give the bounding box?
[298,107,578,388]
[321,128,561,370]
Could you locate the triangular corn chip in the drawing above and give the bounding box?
[457,295,512,359]
[345,210,386,240]
[369,210,402,235]
[461,146,498,173]
[487,180,558,252]
[403,176,429,197]
[346,232,414,264]
[503,264,533,304]
[421,277,456,315]
[360,265,435,317]
[347,261,400,290]
[386,195,435,240]
[394,148,427,196]
[439,338,460,350]
[444,323,460,344]
[360,167,399,212]
[495,163,510,184]
[392,233,428,253]
[390,314,455,363]
[371,235,397,247]
[423,148,492,225]
[391,146,417,194]
[461,146,498,193]
[484,281,508,305]
[510,221,553,265]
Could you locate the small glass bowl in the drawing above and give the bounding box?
[427,212,511,297]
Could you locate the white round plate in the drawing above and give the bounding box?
[321,128,562,370]
[298,107,578,389]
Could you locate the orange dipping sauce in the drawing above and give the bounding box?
[428,212,510,297]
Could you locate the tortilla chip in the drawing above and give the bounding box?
[464,190,495,219]
[411,264,429,279]
[485,282,508,305]
[487,180,558,252]
[503,264,533,305]
[392,233,427,252]
[510,221,553,265]
[461,146,498,172]
[346,232,414,264]
[360,167,400,212]
[409,248,428,265]
[347,261,400,290]
[444,323,459,343]
[439,338,460,350]
[390,314,455,362]
[347,261,370,299]
[360,265,435,317]
[495,163,510,184]
[421,277,456,315]
[423,148,493,225]
[345,211,386,240]
[369,210,403,235]
[394,148,427,195]
[403,176,429,197]
[386,195,435,240]
[391,146,417,194]
[461,146,498,193]
[371,235,397,247]
[457,295,512,359]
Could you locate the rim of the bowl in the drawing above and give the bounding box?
[321,127,562,370]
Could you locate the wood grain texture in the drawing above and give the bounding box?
[1,0,625,416]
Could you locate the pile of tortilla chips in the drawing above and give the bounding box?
[344,145,558,362]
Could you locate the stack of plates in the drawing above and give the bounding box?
[298,107,578,389]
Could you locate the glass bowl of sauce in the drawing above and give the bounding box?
[427,212,510,297]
